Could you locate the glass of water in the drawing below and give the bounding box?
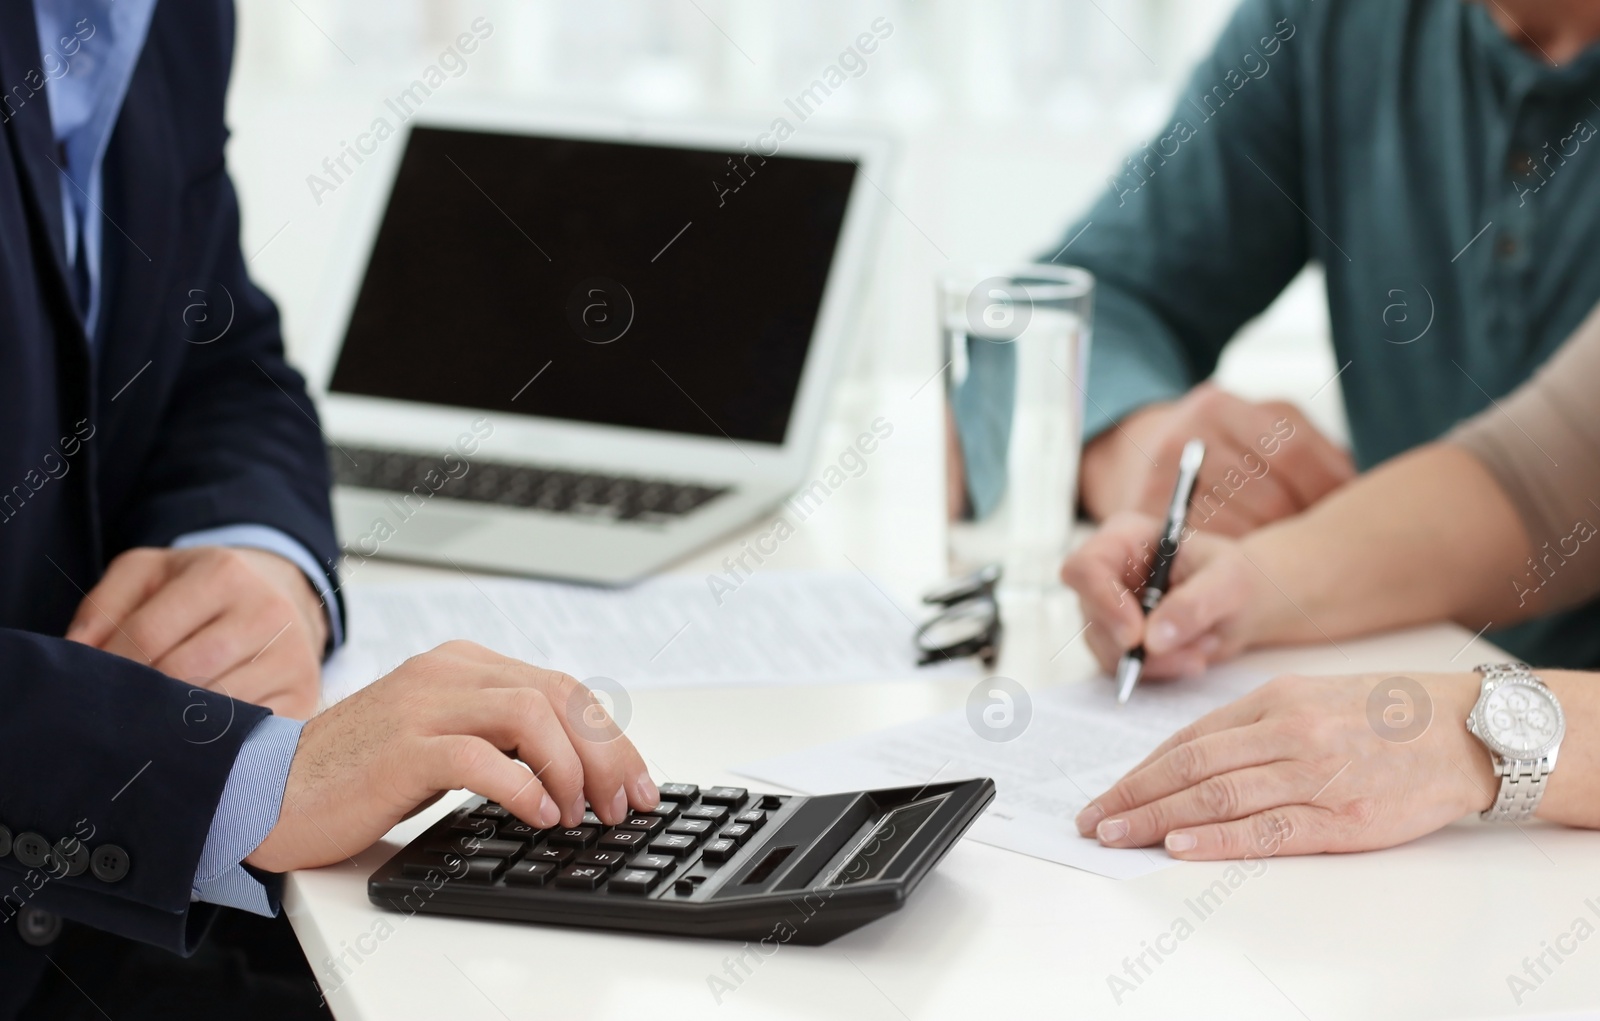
[939,264,1093,596]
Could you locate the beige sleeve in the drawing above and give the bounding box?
[1446,301,1600,611]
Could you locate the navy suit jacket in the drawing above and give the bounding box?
[0,1,341,1012]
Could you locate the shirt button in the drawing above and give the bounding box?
[1496,235,1521,260]
[16,907,62,948]
[12,832,50,869]
[1507,150,1536,177]
[90,844,130,883]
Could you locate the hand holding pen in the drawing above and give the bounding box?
[1114,439,1205,703]
[1063,439,1299,687]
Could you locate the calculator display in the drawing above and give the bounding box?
[827,794,947,886]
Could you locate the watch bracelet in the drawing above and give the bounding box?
[1473,662,1556,824]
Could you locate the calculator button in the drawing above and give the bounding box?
[429,833,484,857]
[633,853,676,872]
[449,817,496,838]
[667,819,712,838]
[437,838,525,862]
[471,803,510,820]
[504,861,557,887]
[651,834,698,856]
[582,812,603,827]
[674,877,698,895]
[407,853,504,882]
[548,826,600,848]
[599,829,650,851]
[735,809,767,830]
[401,854,462,880]
[463,857,508,881]
[700,787,748,808]
[526,846,574,866]
[720,823,752,845]
[610,869,661,894]
[658,783,700,802]
[707,838,742,864]
[702,838,738,862]
[648,802,681,820]
[556,865,608,890]
[501,822,539,843]
[575,850,627,872]
[760,794,784,810]
[622,815,664,834]
[683,805,729,823]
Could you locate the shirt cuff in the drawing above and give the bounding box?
[172,524,344,651]
[191,714,305,916]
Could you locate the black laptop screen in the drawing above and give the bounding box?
[327,125,858,446]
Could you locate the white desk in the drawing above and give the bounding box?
[285,356,1600,1020]
[288,616,1600,1021]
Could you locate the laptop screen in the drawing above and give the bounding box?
[328,125,858,446]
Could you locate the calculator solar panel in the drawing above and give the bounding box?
[368,778,994,944]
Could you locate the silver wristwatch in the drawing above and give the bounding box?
[1466,663,1565,823]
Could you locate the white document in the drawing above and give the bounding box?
[320,570,976,704]
[736,664,1270,879]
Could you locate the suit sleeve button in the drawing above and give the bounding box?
[53,838,90,878]
[0,824,11,858]
[13,832,49,869]
[90,844,129,883]
[16,907,62,947]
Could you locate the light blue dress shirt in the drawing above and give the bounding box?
[35,0,336,915]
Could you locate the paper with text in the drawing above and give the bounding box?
[736,664,1270,879]
[320,570,976,704]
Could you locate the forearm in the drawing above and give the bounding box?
[1063,0,1316,470]
[1528,671,1600,828]
[1241,443,1535,643]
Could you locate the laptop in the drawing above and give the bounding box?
[310,110,889,584]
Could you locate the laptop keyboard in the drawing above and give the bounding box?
[408,785,777,895]
[329,445,729,522]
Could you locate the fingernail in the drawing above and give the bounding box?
[1097,818,1129,843]
[632,773,659,808]
[537,794,560,828]
[568,793,586,827]
[1075,803,1105,834]
[1166,832,1197,853]
[1149,621,1180,653]
[608,787,628,823]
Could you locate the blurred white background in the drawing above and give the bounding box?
[225,0,1345,442]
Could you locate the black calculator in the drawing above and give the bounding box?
[369,778,994,945]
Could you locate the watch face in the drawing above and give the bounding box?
[1480,681,1564,758]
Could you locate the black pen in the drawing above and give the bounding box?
[1115,438,1206,704]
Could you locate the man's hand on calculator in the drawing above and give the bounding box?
[246,641,660,873]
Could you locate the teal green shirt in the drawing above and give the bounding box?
[1055,0,1600,666]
